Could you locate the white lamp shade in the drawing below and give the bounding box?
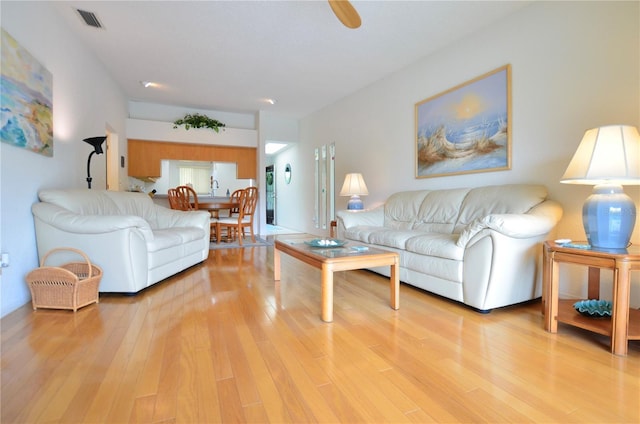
[340,173,369,196]
[561,125,640,185]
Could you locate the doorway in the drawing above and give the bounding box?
[266,165,275,225]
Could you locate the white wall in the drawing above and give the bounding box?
[257,111,300,234]
[126,118,257,147]
[0,2,128,317]
[129,101,256,130]
[297,2,640,303]
[272,145,303,229]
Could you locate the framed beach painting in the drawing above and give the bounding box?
[415,65,511,178]
[1,28,53,157]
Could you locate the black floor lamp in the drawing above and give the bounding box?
[84,136,106,189]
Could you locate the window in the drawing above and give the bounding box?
[179,165,210,194]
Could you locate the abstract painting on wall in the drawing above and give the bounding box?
[415,65,511,178]
[1,29,53,157]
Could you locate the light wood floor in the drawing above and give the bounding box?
[2,238,639,423]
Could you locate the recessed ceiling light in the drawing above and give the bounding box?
[140,81,154,88]
[264,98,276,105]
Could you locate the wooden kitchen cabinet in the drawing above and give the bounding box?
[127,139,257,179]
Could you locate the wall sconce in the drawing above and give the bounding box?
[560,125,640,249]
[340,173,369,210]
[84,136,106,189]
[284,163,292,184]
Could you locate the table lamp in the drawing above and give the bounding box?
[560,125,640,249]
[340,173,369,210]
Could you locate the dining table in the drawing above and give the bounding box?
[194,196,239,218]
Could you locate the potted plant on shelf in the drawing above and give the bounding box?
[173,113,226,133]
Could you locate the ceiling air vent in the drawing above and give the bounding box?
[76,9,103,29]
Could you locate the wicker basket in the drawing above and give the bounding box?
[25,247,102,311]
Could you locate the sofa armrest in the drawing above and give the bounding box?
[336,206,384,229]
[456,200,563,248]
[32,203,154,241]
[154,206,211,229]
[335,206,384,239]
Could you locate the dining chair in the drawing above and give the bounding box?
[216,187,258,245]
[167,188,181,210]
[228,189,244,217]
[239,186,258,241]
[176,185,218,241]
[176,185,199,210]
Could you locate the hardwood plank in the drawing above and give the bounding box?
[242,402,270,423]
[260,322,342,422]
[256,340,318,423]
[150,280,186,423]
[80,306,149,422]
[128,394,156,423]
[39,306,122,422]
[193,347,223,422]
[175,334,199,424]
[316,381,368,422]
[223,298,262,406]
[217,377,246,423]
[233,332,292,422]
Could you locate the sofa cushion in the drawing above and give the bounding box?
[384,190,430,230]
[104,191,159,225]
[454,184,548,232]
[39,189,120,215]
[413,188,470,234]
[174,227,207,243]
[338,207,384,229]
[343,225,381,244]
[147,229,184,252]
[405,233,463,261]
[403,250,463,283]
[148,227,205,253]
[368,229,425,250]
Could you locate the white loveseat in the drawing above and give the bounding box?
[336,184,563,311]
[31,189,211,293]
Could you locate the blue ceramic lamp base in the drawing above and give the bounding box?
[347,195,364,210]
[582,184,636,249]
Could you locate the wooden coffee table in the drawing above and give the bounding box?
[274,238,399,322]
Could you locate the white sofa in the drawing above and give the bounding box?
[336,184,563,311]
[31,189,211,293]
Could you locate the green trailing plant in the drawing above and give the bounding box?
[173,113,226,133]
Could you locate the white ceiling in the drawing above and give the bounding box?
[52,1,531,120]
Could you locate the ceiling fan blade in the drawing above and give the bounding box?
[328,0,361,29]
